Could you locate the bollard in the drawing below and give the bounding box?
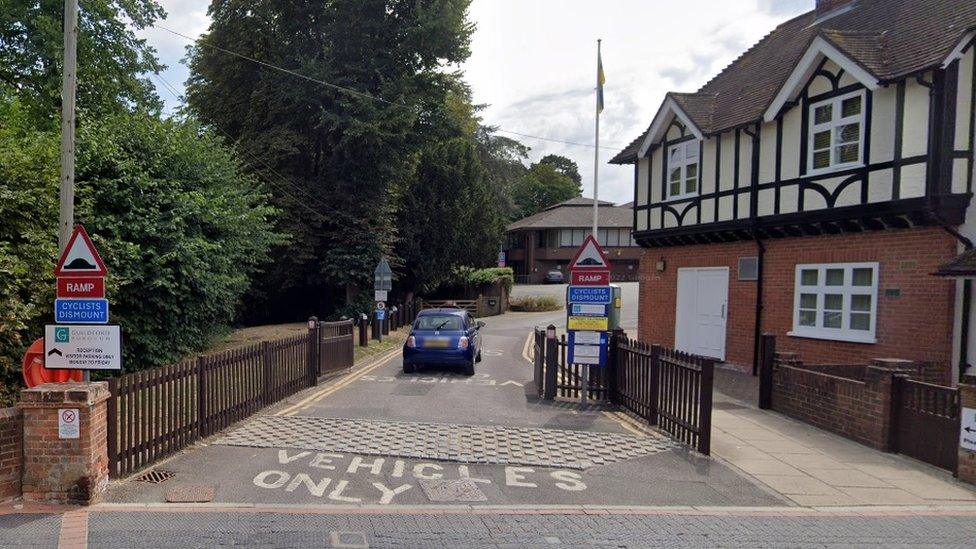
[359,313,368,347]
[372,313,381,342]
[543,325,558,400]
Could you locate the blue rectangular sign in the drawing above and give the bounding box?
[376,309,386,321]
[567,330,608,367]
[569,303,609,317]
[567,285,612,304]
[55,298,109,324]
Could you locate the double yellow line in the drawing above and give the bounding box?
[275,346,403,417]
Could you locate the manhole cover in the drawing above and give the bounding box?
[329,531,368,548]
[391,384,432,396]
[420,479,487,502]
[135,469,175,484]
[165,483,215,503]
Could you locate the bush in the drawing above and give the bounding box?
[0,101,282,404]
[509,295,562,312]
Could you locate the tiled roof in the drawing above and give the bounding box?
[507,197,633,231]
[611,0,976,164]
[936,248,976,277]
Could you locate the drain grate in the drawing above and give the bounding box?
[134,469,175,484]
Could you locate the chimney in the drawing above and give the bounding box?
[816,0,854,15]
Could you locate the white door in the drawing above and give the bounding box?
[675,267,728,361]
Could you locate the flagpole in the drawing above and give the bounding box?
[592,39,601,239]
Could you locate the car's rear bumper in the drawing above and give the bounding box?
[403,346,474,365]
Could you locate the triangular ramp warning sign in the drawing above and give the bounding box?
[569,234,611,270]
[54,226,107,277]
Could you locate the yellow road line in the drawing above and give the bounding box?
[276,346,403,416]
[521,332,534,364]
[602,411,645,437]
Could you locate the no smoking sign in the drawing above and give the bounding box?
[58,408,80,439]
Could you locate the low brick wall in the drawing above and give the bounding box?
[0,407,23,502]
[771,355,898,451]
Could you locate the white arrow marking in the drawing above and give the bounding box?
[500,380,524,387]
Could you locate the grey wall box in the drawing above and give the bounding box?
[738,256,759,281]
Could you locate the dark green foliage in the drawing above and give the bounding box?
[186,0,477,315]
[539,154,582,189]
[510,161,582,219]
[0,0,165,124]
[398,138,504,293]
[457,267,513,292]
[0,97,280,403]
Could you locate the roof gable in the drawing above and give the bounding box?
[636,94,709,157]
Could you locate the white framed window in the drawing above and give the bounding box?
[666,140,700,200]
[807,89,865,174]
[789,262,878,344]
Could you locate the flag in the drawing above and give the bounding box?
[597,47,606,113]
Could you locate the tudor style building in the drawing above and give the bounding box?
[612,0,976,382]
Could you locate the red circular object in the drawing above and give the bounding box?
[22,337,82,388]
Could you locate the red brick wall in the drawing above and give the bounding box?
[638,227,957,378]
[0,407,23,503]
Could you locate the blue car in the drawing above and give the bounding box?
[403,308,484,375]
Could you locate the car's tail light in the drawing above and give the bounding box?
[457,336,469,349]
[406,336,416,348]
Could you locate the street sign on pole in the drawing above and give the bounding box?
[57,277,104,298]
[568,234,611,272]
[54,226,108,278]
[54,298,109,324]
[44,324,121,370]
[374,257,393,291]
[374,289,388,302]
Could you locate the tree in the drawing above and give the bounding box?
[510,162,581,219]
[186,0,476,318]
[538,154,582,191]
[0,0,165,123]
[398,138,504,293]
[474,126,530,221]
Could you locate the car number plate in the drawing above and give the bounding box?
[424,337,450,348]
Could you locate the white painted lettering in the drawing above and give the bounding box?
[347,456,385,476]
[253,470,290,489]
[412,463,444,479]
[372,482,412,504]
[391,460,406,478]
[277,450,311,464]
[550,471,586,491]
[458,465,490,484]
[504,467,537,488]
[310,452,343,470]
[328,480,361,503]
[286,473,332,497]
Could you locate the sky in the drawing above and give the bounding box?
[139,0,813,205]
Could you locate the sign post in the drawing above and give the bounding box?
[565,235,613,405]
[373,257,393,342]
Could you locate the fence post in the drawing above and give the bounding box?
[359,314,368,347]
[697,358,715,455]
[307,317,319,387]
[544,325,558,400]
[758,333,775,409]
[649,344,661,426]
[197,355,208,438]
[262,341,272,405]
[107,377,119,478]
[607,329,625,404]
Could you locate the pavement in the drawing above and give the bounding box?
[4,282,976,546]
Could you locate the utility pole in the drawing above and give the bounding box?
[59,0,80,251]
[592,39,603,239]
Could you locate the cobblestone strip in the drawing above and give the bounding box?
[213,415,674,469]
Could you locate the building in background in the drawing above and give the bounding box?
[611,0,976,383]
[504,197,639,283]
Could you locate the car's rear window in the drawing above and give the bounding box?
[415,315,463,331]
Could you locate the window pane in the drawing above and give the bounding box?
[669,181,681,196]
[799,310,816,327]
[823,311,842,328]
[669,147,680,164]
[800,293,817,309]
[606,230,618,247]
[560,230,572,246]
[813,150,830,169]
[572,229,584,246]
[685,142,697,159]
[598,229,608,246]
[669,167,681,182]
[813,130,831,150]
[851,294,872,312]
[814,104,833,124]
[850,312,871,331]
[837,144,859,163]
[824,294,843,310]
[800,269,818,286]
[686,163,698,179]
[825,269,844,286]
[836,123,860,144]
[841,95,862,117]
[685,177,697,194]
[852,268,873,286]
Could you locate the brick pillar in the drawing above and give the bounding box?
[19,382,110,505]
[862,365,900,452]
[0,407,24,502]
[959,374,976,485]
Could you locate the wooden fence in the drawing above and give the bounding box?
[532,326,715,455]
[107,321,354,478]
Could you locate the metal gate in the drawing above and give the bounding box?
[892,377,960,472]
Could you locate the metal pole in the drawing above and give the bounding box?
[580,364,589,406]
[59,0,79,251]
[592,38,601,239]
